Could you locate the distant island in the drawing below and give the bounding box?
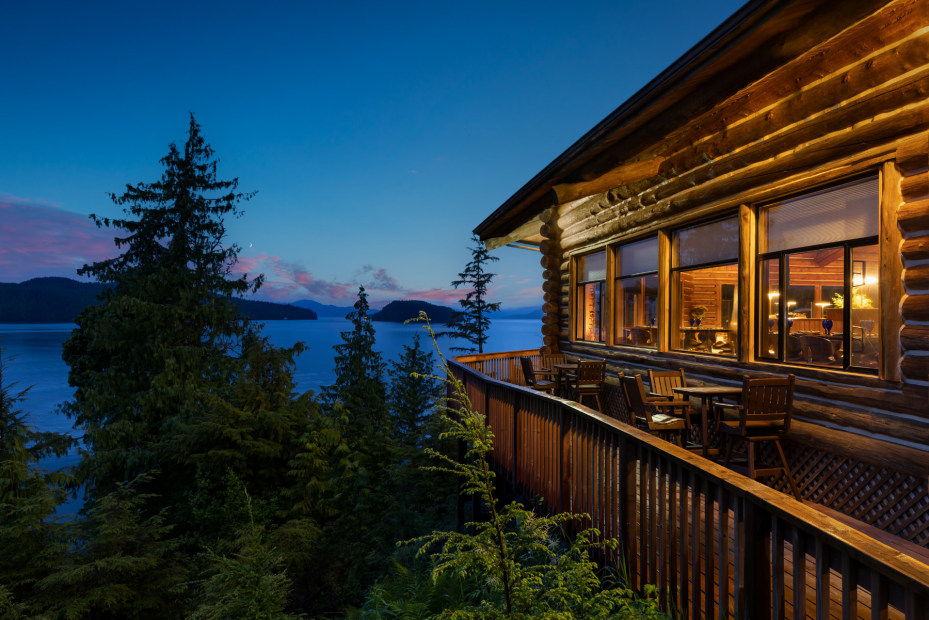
[0,277,318,323]
[370,300,455,324]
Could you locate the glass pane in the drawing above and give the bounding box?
[618,237,658,276]
[787,249,844,367]
[850,244,880,370]
[615,275,658,347]
[576,282,603,342]
[578,251,606,282]
[673,217,739,268]
[761,177,879,253]
[672,263,737,356]
[758,259,780,360]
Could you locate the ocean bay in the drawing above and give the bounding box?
[1,317,542,447]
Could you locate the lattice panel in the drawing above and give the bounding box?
[771,441,929,546]
[602,382,633,425]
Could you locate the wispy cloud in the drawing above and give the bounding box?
[236,253,465,308]
[0,198,119,282]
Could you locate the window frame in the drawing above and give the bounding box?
[574,249,607,343]
[754,175,881,373]
[613,236,659,348]
[669,214,740,356]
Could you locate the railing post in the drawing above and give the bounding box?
[743,500,772,619]
[560,403,572,515]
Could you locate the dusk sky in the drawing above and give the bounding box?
[1,0,745,309]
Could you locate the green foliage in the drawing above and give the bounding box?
[62,114,260,506]
[37,475,187,619]
[444,234,501,354]
[361,319,665,618]
[388,333,441,451]
[0,351,74,613]
[190,489,300,620]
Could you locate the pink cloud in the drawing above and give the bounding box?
[237,253,473,308]
[0,198,120,282]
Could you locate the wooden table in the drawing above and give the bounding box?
[552,362,578,397]
[672,386,743,458]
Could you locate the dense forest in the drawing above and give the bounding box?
[0,277,318,323]
[0,118,661,619]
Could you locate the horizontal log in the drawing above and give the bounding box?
[652,74,929,205]
[898,198,929,233]
[904,263,929,290]
[541,314,559,325]
[901,325,929,351]
[901,236,929,260]
[540,255,558,270]
[901,171,929,201]
[902,294,929,322]
[660,0,927,164]
[552,157,664,205]
[901,353,929,383]
[539,239,557,256]
[666,32,929,177]
[538,207,555,225]
[542,280,559,294]
[539,223,555,239]
[895,131,929,171]
[563,98,929,250]
[541,323,559,337]
[542,334,558,347]
[542,302,558,314]
[542,268,556,280]
[543,291,558,303]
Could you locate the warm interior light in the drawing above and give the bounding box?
[815,301,830,317]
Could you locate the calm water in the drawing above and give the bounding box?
[0,317,541,458]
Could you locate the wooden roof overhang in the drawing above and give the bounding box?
[474,0,895,249]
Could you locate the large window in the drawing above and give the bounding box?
[757,177,880,371]
[575,250,606,342]
[614,237,658,347]
[671,217,739,356]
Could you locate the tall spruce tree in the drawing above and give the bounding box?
[61,116,315,562]
[446,234,501,353]
[387,333,440,450]
[62,114,258,506]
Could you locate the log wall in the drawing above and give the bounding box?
[539,0,929,453]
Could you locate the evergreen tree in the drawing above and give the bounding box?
[361,324,664,618]
[37,475,187,619]
[324,285,389,439]
[387,333,440,451]
[445,234,501,353]
[0,350,73,614]
[62,114,259,507]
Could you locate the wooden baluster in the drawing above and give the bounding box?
[840,550,858,620]
[815,539,830,620]
[717,486,729,620]
[773,515,786,620]
[792,527,807,620]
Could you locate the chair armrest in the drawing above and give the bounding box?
[647,392,674,400]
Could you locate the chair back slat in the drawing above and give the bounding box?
[620,374,650,423]
[542,353,566,369]
[739,374,795,432]
[576,360,605,383]
[519,356,535,388]
[648,368,686,398]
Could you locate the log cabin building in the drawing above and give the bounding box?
[471,0,929,552]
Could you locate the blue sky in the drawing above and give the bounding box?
[1,0,745,308]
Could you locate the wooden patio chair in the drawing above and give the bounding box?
[647,368,699,428]
[519,356,556,394]
[620,374,687,447]
[571,360,605,410]
[717,374,802,501]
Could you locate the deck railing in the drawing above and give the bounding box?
[450,351,929,619]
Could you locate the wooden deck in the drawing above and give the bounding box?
[452,351,929,619]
